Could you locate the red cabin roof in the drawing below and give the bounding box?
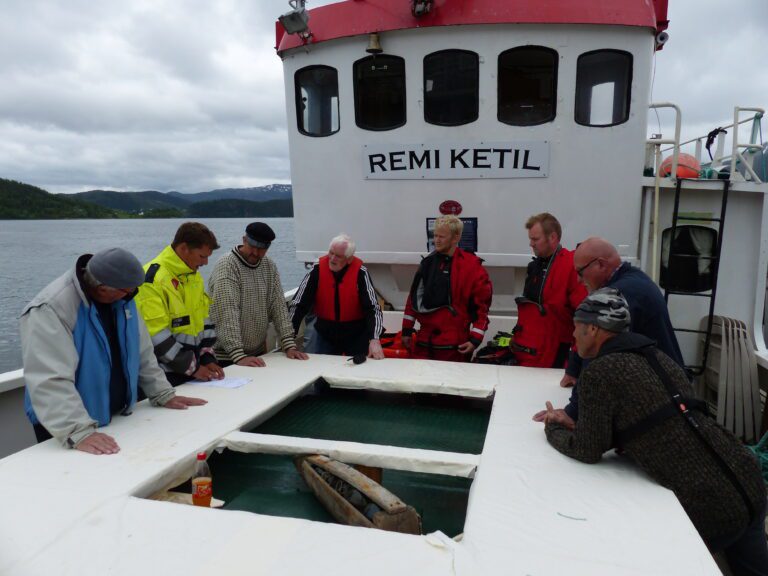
[276,0,669,54]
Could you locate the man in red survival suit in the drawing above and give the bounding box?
[402,215,492,362]
[513,213,587,368]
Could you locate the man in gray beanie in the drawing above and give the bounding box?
[541,289,768,575]
[21,248,207,455]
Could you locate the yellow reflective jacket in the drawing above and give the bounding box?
[135,245,216,376]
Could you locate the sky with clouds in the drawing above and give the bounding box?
[0,0,765,194]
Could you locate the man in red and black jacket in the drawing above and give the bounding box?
[513,213,587,368]
[402,215,492,362]
[290,234,385,359]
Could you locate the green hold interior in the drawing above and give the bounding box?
[208,386,492,536]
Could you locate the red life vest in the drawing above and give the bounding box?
[315,255,364,322]
[513,247,587,368]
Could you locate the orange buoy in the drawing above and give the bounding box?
[659,153,700,178]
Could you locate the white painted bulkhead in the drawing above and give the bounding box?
[281,24,655,311]
[640,179,768,368]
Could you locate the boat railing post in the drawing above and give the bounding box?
[647,102,682,281]
[731,107,765,183]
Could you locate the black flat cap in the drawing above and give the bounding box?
[245,222,276,248]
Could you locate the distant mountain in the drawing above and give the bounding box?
[187,198,293,218]
[68,190,193,213]
[69,184,292,214]
[0,178,120,219]
[168,184,292,204]
[0,179,293,219]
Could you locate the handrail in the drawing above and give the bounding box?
[731,107,765,184]
[647,102,681,281]
[660,113,760,155]
[659,107,765,184]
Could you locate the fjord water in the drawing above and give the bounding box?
[0,218,306,373]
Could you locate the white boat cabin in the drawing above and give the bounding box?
[276,0,768,385]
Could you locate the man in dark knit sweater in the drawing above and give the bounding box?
[552,237,684,421]
[544,289,768,576]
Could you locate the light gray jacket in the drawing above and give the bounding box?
[21,266,176,447]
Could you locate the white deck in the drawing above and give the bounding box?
[0,354,719,575]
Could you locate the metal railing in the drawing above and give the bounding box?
[646,102,681,280]
[655,106,765,184]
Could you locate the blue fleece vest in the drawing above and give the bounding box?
[25,299,140,426]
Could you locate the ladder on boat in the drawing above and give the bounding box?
[663,177,730,376]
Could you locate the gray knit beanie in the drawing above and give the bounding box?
[574,287,631,333]
[86,248,145,289]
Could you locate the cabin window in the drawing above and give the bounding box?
[575,50,632,127]
[424,50,479,126]
[497,47,558,126]
[295,66,340,137]
[354,55,406,131]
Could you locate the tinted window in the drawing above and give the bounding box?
[424,50,478,126]
[498,47,558,126]
[354,55,406,131]
[295,66,339,137]
[575,50,632,127]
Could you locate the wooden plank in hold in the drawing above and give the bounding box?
[296,455,422,535]
[298,458,376,529]
[305,455,407,513]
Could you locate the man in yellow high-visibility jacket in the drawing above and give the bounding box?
[135,222,225,386]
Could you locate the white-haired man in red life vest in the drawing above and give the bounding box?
[290,234,385,359]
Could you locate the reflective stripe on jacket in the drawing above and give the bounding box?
[315,255,364,322]
[135,245,216,375]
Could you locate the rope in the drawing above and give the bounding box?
[704,127,727,161]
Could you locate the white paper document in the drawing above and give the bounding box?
[188,377,251,389]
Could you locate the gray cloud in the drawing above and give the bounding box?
[650,0,768,153]
[0,0,764,193]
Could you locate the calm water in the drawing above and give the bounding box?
[0,218,307,373]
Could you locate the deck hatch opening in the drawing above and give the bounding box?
[205,451,473,538]
[247,382,493,454]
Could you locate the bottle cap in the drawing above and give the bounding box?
[197,452,206,460]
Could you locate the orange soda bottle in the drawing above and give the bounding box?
[192,452,213,507]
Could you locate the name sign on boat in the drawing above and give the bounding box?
[363,141,549,180]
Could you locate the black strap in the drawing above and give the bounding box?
[510,341,536,356]
[638,348,757,524]
[144,263,160,283]
[615,398,707,446]
[416,341,458,351]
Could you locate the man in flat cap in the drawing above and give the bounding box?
[136,222,225,385]
[208,222,308,366]
[541,289,768,575]
[21,248,207,455]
